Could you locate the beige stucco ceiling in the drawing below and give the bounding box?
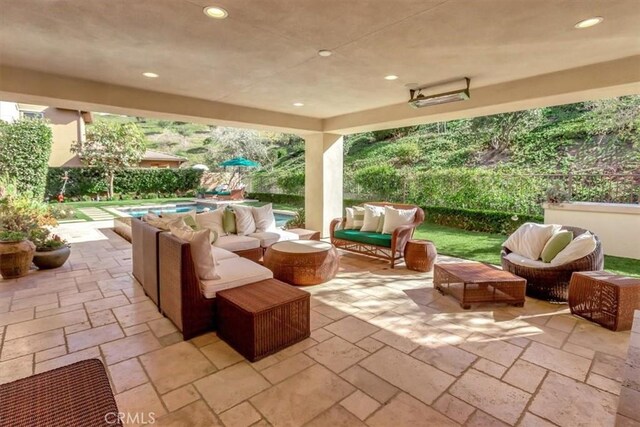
[0,0,639,131]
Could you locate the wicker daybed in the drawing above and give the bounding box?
[330,202,425,268]
[501,225,604,302]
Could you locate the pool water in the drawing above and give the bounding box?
[117,203,293,227]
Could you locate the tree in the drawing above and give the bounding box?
[71,122,146,198]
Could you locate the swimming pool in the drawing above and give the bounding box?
[115,203,294,227]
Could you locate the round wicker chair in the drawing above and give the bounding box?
[501,226,604,303]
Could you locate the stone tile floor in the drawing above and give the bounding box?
[0,228,635,427]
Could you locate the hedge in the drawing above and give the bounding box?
[247,192,304,207]
[0,119,53,199]
[423,206,543,235]
[250,192,542,234]
[46,167,203,199]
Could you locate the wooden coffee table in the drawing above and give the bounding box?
[264,240,339,286]
[434,262,526,309]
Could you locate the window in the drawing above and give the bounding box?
[20,110,44,119]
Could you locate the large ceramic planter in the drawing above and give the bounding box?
[33,246,71,270]
[0,239,35,279]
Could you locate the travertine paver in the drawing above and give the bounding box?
[0,227,634,426]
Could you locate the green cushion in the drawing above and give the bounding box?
[541,230,573,263]
[218,191,231,196]
[223,209,236,234]
[334,229,392,248]
[183,215,198,230]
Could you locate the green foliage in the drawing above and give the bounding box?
[284,208,306,229]
[0,230,27,242]
[0,178,56,235]
[424,206,543,235]
[246,192,304,207]
[46,167,203,199]
[353,165,403,199]
[276,171,305,194]
[0,118,53,199]
[72,122,146,198]
[29,228,68,251]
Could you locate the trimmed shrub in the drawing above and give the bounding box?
[46,167,203,199]
[354,165,403,199]
[0,119,53,199]
[247,192,304,207]
[424,206,543,234]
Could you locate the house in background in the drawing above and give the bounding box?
[0,101,185,168]
[0,101,92,167]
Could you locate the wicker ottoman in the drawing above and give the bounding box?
[569,271,640,331]
[216,279,310,362]
[263,240,339,286]
[404,240,437,272]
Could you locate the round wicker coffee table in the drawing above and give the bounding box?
[263,240,339,286]
[404,240,437,272]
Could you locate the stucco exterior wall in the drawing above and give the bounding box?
[138,160,182,168]
[43,107,83,167]
[0,101,19,122]
[544,202,640,259]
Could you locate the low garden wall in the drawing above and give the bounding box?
[544,202,640,259]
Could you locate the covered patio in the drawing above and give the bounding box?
[1,1,639,426]
[0,228,633,426]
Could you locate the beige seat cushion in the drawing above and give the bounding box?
[211,246,238,262]
[248,229,299,248]
[504,252,555,269]
[199,257,273,298]
[213,235,260,252]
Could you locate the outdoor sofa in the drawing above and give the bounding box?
[501,225,604,302]
[330,202,425,268]
[131,207,315,316]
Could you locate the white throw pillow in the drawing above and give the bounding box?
[253,203,276,232]
[233,205,256,236]
[361,204,386,232]
[169,226,220,280]
[503,223,561,260]
[551,231,597,266]
[382,206,417,234]
[196,207,227,237]
[344,206,365,230]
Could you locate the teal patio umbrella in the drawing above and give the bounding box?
[219,157,260,187]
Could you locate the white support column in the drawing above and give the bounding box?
[304,133,343,237]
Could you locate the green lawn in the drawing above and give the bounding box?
[415,222,640,277]
[56,197,194,209]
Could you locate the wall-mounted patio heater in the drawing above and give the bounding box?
[408,78,470,108]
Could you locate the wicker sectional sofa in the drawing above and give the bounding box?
[330,202,425,268]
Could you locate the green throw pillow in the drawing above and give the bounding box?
[223,208,236,234]
[183,215,198,230]
[541,230,573,263]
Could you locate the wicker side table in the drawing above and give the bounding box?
[568,271,640,331]
[216,279,310,362]
[404,240,437,272]
[264,240,339,285]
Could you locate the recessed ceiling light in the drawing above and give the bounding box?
[318,50,332,57]
[293,102,304,107]
[142,72,159,78]
[203,6,228,19]
[384,75,399,80]
[574,16,604,29]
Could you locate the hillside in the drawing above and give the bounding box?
[93,95,640,184]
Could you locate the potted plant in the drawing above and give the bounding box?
[29,228,70,270]
[0,230,35,279]
[0,179,57,278]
